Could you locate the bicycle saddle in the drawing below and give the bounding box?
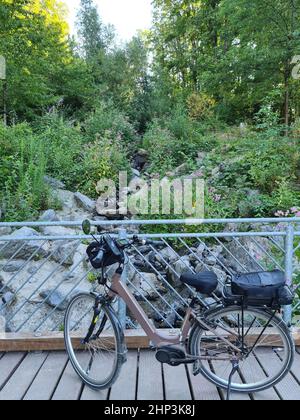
[180,271,218,295]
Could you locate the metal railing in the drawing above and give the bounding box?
[0,217,299,334]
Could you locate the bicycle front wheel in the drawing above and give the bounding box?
[64,293,124,390]
[189,306,294,393]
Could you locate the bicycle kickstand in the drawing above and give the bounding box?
[226,359,239,401]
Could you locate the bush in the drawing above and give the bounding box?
[0,123,56,221]
[187,93,216,121]
[78,132,131,198]
[36,113,84,190]
[83,103,138,153]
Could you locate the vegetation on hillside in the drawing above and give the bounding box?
[0,0,300,222]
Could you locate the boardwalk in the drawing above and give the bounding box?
[0,350,299,400]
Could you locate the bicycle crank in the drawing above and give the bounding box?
[156,345,197,367]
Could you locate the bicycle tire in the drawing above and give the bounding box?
[189,305,294,394]
[64,293,125,390]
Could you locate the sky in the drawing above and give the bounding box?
[64,0,153,42]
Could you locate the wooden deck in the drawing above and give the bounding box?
[0,350,299,400]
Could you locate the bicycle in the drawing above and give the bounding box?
[64,220,295,399]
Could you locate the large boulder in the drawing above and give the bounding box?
[132,272,166,301]
[40,290,70,312]
[1,261,24,273]
[39,209,60,222]
[44,176,65,190]
[170,257,193,287]
[74,192,96,213]
[0,227,50,260]
[0,227,12,236]
[51,241,79,266]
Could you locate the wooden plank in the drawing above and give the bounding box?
[109,351,138,401]
[23,352,68,400]
[0,352,25,389]
[0,329,159,352]
[188,363,221,401]
[1,328,299,352]
[0,352,48,400]
[290,351,300,384]
[51,360,84,401]
[163,364,192,400]
[80,386,109,401]
[137,351,164,400]
[255,349,300,400]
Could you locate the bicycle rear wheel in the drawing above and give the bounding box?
[189,306,294,393]
[64,293,124,390]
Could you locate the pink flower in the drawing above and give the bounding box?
[296,212,300,217]
[291,207,299,214]
[214,194,222,203]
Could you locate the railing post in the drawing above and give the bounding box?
[284,224,294,325]
[118,229,128,331]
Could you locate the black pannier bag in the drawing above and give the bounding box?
[224,270,294,308]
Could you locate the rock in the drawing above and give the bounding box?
[1,261,24,273]
[223,237,269,273]
[0,227,50,260]
[170,258,192,287]
[1,292,15,308]
[196,243,206,257]
[167,163,189,178]
[133,149,148,171]
[0,227,12,236]
[133,273,165,301]
[74,192,96,213]
[209,245,223,258]
[39,209,60,222]
[44,176,65,189]
[51,241,79,266]
[185,169,204,180]
[204,255,217,266]
[155,247,178,264]
[42,225,77,237]
[54,189,74,210]
[40,290,69,311]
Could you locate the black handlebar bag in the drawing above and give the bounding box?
[231,270,294,307]
[86,242,122,269]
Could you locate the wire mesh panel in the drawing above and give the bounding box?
[0,219,294,334]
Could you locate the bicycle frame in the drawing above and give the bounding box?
[109,271,242,354]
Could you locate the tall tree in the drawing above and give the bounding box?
[76,0,105,62]
[0,0,72,120]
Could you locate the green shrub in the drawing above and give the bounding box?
[36,113,84,190]
[0,123,56,221]
[83,103,138,152]
[78,132,131,198]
